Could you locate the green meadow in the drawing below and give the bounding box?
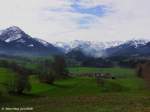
[0,67,150,112]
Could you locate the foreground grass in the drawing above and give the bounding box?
[0,67,150,112]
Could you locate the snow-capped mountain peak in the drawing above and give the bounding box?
[6,26,22,32]
[0,26,51,47]
[0,26,62,56]
[124,39,149,48]
[54,40,124,57]
[54,39,150,57]
[0,26,25,43]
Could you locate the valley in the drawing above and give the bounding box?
[0,26,150,112]
[0,66,150,112]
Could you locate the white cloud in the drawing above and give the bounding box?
[0,0,150,42]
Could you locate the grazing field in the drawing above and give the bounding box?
[0,67,150,112]
[68,67,136,78]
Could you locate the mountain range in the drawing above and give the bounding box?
[0,26,150,58]
[54,40,124,57]
[54,39,150,57]
[106,39,150,57]
[0,26,62,56]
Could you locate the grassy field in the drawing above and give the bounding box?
[0,67,150,112]
[68,67,136,78]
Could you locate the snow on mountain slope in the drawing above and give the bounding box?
[105,39,150,57]
[0,26,51,46]
[0,26,149,57]
[0,26,24,42]
[34,38,50,47]
[54,40,123,51]
[54,39,150,57]
[0,26,62,56]
[124,39,149,48]
[54,40,124,57]
[5,34,22,43]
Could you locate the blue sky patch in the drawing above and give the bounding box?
[71,3,107,17]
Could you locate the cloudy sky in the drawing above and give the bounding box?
[0,0,150,42]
